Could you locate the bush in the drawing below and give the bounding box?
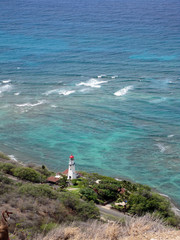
[19,183,59,199]
[59,192,100,220]
[12,167,42,182]
[80,188,98,202]
[76,201,100,221]
[0,162,16,174]
[0,173,13,184]
[0,152,10,160]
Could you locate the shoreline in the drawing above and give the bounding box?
[1,151,180,216]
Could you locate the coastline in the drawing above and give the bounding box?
[1,151,180,217]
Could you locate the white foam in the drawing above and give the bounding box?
[167,134,174,138]
[44,89,59,96]
[98,74,106,78]
[44,88,75,96]
[2,79,11,84]
[156,143,169,153]
[114,85,133,96]
[59,90,75,96]
[111,75,118,79]
[14,92,20,96]
[8,155,18,162]
[0,84,12,94]
[51,105,57,108]
[16,100,46,108]
[76,78,108,88]
[17,67,21,70]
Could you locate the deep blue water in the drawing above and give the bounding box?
[0,0,180,205]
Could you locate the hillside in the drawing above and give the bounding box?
[0,152,180,240]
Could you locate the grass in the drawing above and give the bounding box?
[31,215,180,240]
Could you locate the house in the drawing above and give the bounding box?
[46,176,61,185]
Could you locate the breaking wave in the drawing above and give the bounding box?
[8,155,18,162]
[76,78,108,88]
[2,79,11,84]
[0,84,12,94]
[44,89,75,96]
[58,90,75,96]
[114,85,133,96]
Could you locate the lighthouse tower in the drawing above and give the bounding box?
[68,154,76,180]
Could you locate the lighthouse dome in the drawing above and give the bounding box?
[69,154,74,159]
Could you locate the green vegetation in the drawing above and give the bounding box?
[0,157,179,240]
[72,172,180,227]
[0,151,10,160]
[13,167,42,183]
[19,183,59,199]
[0,162,16,174]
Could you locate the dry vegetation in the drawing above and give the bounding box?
[0,153,180,240]
[31,215,180,240]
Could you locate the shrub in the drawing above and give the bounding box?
[59,192,100,220]
[19,183,59,199]
[0,173,13,184]
[0,152,10,160]
[0,162,16,174]
[12,167,42,182]
[80,188,98,202]
[76,201,100,221]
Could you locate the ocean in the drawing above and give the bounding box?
[0,0,180,206]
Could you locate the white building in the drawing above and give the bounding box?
[67,154,77,180]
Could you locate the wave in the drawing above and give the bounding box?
[0,84,12,94]
[156,143,169,153]
[59,90,75,96]
[2,79,11,84]
[8,155,18,162]
[167,134,174,138]
[114,85,133,96]
[97,74,106,78]
[14,92,20,96]
[44,89,59,96]
[111,75,118,79]
[16,100,46,108]
[44,88,75,96]
[76,78,108,88]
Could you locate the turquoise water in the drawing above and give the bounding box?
[0,0,180,205]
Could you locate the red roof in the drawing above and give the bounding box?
[62,169,68,175]
[69,154,74,159]
[47,176,60,183]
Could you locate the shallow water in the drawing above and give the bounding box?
[0,0,180,205]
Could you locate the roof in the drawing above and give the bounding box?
[69,154,74,159]
[62,169,68,175]
[47,176,60,183]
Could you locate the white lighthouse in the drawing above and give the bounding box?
[67,154,76,180]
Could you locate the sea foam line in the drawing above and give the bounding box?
[16,100,46,108]
[114,85,133,96]
[76,78,108,88]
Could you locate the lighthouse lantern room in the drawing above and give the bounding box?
[67,154,77,180]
